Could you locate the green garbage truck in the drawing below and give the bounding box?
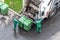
[13,0,60,32]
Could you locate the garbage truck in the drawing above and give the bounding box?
[14,0,60,32]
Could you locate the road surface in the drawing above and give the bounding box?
[0,8,60,40]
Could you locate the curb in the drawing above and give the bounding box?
[8,8,21,16]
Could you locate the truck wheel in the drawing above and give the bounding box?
[49,8,56,17]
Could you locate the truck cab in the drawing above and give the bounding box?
[40,0,60,18]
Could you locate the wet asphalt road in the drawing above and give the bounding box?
[0,8,60,40]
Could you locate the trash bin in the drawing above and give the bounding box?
[23,19,33,31]
[1,3,9,15]
[18,16,27,28]
[18,16,33,31]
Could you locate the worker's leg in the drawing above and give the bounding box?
[36,24,42,32]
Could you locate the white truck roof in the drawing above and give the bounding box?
[41,0,50,12]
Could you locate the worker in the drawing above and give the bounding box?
[13,18,19,30]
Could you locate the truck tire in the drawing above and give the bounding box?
[49,8,56,17]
